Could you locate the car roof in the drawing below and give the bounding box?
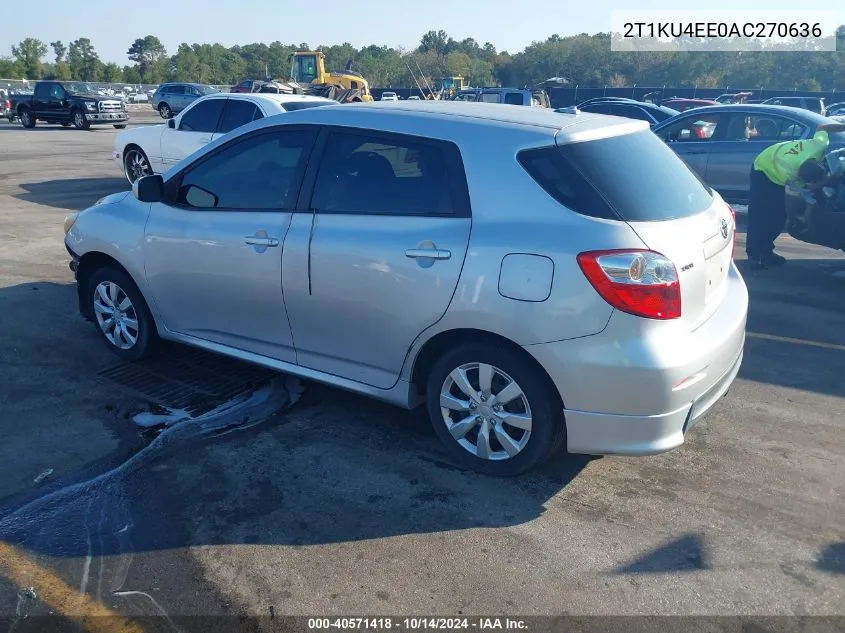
[653,103,830,127]
[198,92,335,105]
[228,99,650,147]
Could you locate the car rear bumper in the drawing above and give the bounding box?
[525,262,748,456]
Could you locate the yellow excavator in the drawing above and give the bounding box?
[262,50,374,102]
[436,76,467,99]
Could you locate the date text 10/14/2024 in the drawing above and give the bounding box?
[308,617,528,630]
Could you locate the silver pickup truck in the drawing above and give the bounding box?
[451,87,550,108]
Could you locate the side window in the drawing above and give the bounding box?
[51,84,65,99]
[179,99,225,133]
[216,99,262,134]
[480,92,500,104]
[168,85,184,95]
[311,130,459,216]
[614,105,656,123]
[726,115,807,141]
[177,129,314,210]
[658,114,721,142]
[504,92,523,106]
[35,83,52,98]
[239,81,251,89]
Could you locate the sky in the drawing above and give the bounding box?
[1,0,832,65]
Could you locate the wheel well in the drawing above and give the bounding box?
[410,328,564,408]
[17,104,30,115]
[123,143,145,160]
[75,252,135,319]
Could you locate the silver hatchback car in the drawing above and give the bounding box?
[64,101,748,475]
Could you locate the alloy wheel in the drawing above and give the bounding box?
[93,281,139,350]
[439,362,533,460]
[124,150,151,184]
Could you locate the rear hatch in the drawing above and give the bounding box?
[552,124,734,330]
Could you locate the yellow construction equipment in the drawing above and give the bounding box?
[289,50,374,102]
[436,76,467,98]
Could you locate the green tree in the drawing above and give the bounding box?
[127,35,167,82]
[12,38,47,79]
[0,56,22,78]
[50,41,66,63]
[419,30,449,55]
[102,63,123,82]
[68,38,103,81]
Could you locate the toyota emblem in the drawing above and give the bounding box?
[720,217,729,239]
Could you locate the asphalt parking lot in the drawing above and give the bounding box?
[0,112,844,626]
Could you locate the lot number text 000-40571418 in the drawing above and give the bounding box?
[307,618,529,630]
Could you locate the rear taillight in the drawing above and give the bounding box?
[728,205,737,255]
[577,249,681,320]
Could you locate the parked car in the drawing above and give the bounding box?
[9,80,128,130]
[452,87,550,107]
[152,82,219,119]
[824,102,845,117]
[576,98,678,127]
[760,96,826,116]
[652,104,845,203]
[379,91,399,101]
[714,92,753,104]
[231,79,267,93]
[114,92,337,183]
[407,95,421,100]
[66,101,747,476]
[661,98,719,112]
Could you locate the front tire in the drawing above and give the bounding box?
[425,343,565,476]
[87,267,157,361]
[18,108,35,128]
[72,108,90,130]
[123,146,152,185]
[158,103,172,119]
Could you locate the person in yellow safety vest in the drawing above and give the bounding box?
[746,128,831,269]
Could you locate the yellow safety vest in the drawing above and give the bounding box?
[753,130,829,186]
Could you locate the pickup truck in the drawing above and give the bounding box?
[10,80,128,130]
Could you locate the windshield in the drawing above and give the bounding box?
[291,55,318,84]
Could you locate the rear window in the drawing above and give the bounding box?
[518,129,714,222]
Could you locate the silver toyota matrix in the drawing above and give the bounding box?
[64,101,748,475]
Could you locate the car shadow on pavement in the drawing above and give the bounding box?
[14,178,128,210]
[0,277,595,558]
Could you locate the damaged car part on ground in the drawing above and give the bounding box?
[63,101,748,476]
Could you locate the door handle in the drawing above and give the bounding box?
[244,236,279,247]
[405,248,451,260]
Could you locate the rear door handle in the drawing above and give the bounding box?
[405,248,451,260]
[245,236,279,247]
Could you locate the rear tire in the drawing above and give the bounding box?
[425,342,565,476]
[72,108,90,130]
[87,267,157,361]
[18,108,35,128]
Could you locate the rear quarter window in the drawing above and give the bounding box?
[518,129,714,222]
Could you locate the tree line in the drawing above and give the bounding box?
[2,29,844,90]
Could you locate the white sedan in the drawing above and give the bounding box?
[113,92,338,184]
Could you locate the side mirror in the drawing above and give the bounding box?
[168,119,176,129]
[133,174,164,203]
